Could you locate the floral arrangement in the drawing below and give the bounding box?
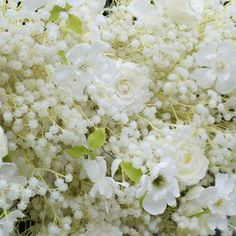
[0,0,236,235]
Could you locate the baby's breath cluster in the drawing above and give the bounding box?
[0,0,236,235]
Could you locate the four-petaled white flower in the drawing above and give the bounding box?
[192,42,236,94]
[200,173,236,231]
[137,159,180,215]
[54,41,109,100]
[83,157,127,199]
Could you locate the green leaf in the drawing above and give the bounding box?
[49,4,72,22]
[120,162,142,183]
[64,3,72,11]
[49,5,64,22]
[66,146,90,159]
[66,14,83,34]
[3,151,13,162]
[58,50,68,65]
[88,128,106,150]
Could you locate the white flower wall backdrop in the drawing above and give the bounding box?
[0,0,235,235]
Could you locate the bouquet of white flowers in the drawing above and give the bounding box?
[0,0,236,235]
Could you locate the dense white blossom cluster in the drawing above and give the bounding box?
[0,0,236,235]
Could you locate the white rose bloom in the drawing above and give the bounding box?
[172,126,209,186]
[165,0,205,25]
[96,61,150,115]
[83,157,128,199]
[0,126,8,161]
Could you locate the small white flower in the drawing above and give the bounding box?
[137,159,180,215]
[201,174,236,218]
[83,157,118,199]
[192,42,236,94]
[0,127,8,161]
[179,174,236,232]
[165,0,204,25]
[54,41,109,100]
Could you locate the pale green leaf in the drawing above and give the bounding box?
[66,14,83,34]
[49,4,72,22]
[49,5,64,22]
[66,146,89,159]
[88,128,106,150]
[58,50,68,65]
[120,162,142,183]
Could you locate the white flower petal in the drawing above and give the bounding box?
[67,44,90,65]
[0,163,17,177]
[53,66,75,84]
[0,127,8,160]
[226,192,236,216]
[111,159,121,178]
[83,160,100,182]
[143,190,167,215]
[215,173,234,196]
[10,176,27,186]
[97,157,107,177]
[165,0,204,25]
[195,47,217,67]
[128,0,153,19]
[192,68,216,89]
[215,71,236,94]
[166,194,177,207]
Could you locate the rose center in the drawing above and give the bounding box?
[116,79,133,97]
[183,154,192,164]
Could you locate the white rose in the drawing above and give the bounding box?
[114,62,149,114]
[0,127,8,161]
[173,126,209,185]
[165,0,204,25]
[95,61,150,115]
